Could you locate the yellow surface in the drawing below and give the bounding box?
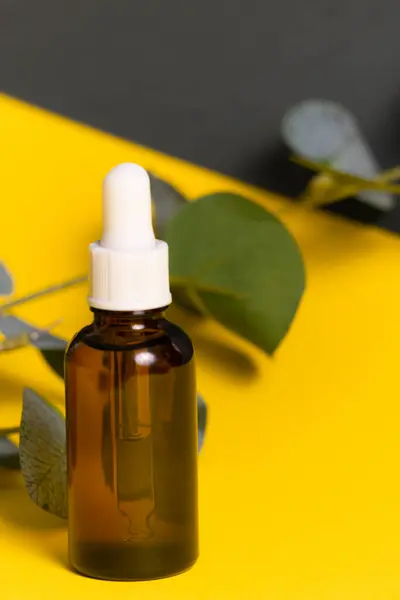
[1,94,400,600]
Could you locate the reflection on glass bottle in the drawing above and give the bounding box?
[113,351,154,541]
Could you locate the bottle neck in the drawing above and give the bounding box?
[92,307,167,327]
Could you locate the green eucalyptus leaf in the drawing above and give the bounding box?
[20,388,67,519]
[149,173,187,239]
[0,262,13,297]
[0,437,20,469]
[164,193,305,354]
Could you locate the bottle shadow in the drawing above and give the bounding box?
[192,332,258,380]
[48,538,70,571]
[168,306,260,381]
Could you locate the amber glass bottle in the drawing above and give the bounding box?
[65,163,198,580]
[65,308,198,580]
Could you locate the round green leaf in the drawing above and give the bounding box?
[164,193,305,354]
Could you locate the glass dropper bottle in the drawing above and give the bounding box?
[65,163,199,580]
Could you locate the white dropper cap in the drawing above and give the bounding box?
[88,163,172,311]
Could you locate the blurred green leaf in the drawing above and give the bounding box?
[165,193,305,354]
[0,263,13,297]
[41,345,67,379]
[149,173,187,239]
[0,437,20,469]
[197,394,207,451]
[20,388,67,519]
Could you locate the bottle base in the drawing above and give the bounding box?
[70,541,198,581]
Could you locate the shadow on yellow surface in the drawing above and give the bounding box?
[168,306,259,381]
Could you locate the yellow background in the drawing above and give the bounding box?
[1,94,400,599]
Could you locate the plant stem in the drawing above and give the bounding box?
[0,426,20,436]
[184,288,211,317]
[0,333,31,352]
[292,155,400,194]
[0,272,238,315]
[170,276,241,299]
[0,275,88,312]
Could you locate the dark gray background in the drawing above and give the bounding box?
[2,0,400,229]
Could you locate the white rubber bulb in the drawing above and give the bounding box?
[101,163,155,251]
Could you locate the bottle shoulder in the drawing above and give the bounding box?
[66,318,194,369]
